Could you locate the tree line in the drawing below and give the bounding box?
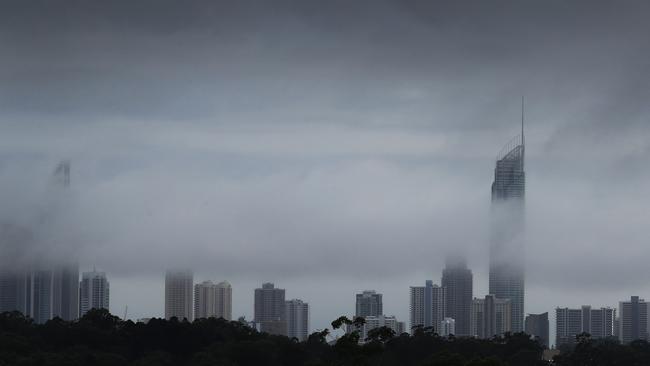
[1,309,647,365]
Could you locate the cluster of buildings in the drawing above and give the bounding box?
[0,265,110,323]
[2,119,650,349]
[164,271,309,341]
[555,296,650,347]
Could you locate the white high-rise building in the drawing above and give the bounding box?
[215,281,232,320]
[285,299,309,341]
[349,315,406,341]
[165,270,193,321]
[440,317,456,336]
[79,269,109,317]
[194,280,232,320]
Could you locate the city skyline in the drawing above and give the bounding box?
[2,0,650,351]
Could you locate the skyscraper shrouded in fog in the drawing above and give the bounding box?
[410,281,446,333]
[356,290,383,318]
[441,257,473,336]
[254,283,286,336]
[165,270,193,321]
[490,101,526,333]
[79,269,109,317]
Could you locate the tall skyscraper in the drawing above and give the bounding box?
[590,307,615,339]
[470,295,511,339]
[441,257,473,336]
[194,280,232,320]
[215,281,232,321]
[53,263,80,321]
[525,312,549,348]
[355,290,382,318]
[32,270,53,324]
[409,281,446,333]
[79,269,109,317]
[0,224,34,317]
[254,283,286,335]
[0,270,32,316]
[556,306,615,346]
[490,103,526,333]
[285,299,309,341]
[165,270,193,321]
[619,296,648,344]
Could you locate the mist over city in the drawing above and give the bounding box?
[1,1,650,363]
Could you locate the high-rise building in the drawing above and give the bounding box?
[349,315,405,341]
[285,299,309,341]
[471,295,511,339]
[254,283,286,335]
[0,270,32,316]
[619,296,648,344]
[194,281,216,320]
[79,269,109,317]
[0,224,34,317]
[165,270,193,321]
[525,312,549,348]
[556,307,584,346]
[194,280,232,320]
[32,270,53,324]
[556,306,615,346]
[590,307,615,340]
[356,290,382,318]
[440,317,456,336]
[409,281,446,333]
[441,257,473,336]
[53,263,80,321]
[490,107,526,333]
[215,281,232,321]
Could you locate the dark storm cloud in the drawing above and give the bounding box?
[1,0,650,340]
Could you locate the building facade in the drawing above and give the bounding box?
[440,317,456,336]
[556,306,615,346]
[619,296,648,344]
[254,283,286,336]
[471,295,511,339]
[165,270,193,321]
[79,269,109,317]
[350,315,406,341]
[194,281,231,320]
[441,257,473,336]
[285,299,309,341]
[490,121,526,333]
[525,312,549,348]
[215,281,232,320]
[356,290,382,318]
[409,281,446,333]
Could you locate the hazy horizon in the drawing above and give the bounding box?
[2,0,650,347]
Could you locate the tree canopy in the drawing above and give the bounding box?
[0,309,556,365]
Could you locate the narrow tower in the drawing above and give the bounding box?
[489,99,526,332]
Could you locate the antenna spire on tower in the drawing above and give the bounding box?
[521,96,525,146]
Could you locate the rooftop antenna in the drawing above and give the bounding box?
[521,96,525,147]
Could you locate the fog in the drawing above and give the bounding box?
[1,0,650,346]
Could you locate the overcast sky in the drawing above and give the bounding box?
[1,0,650,346]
